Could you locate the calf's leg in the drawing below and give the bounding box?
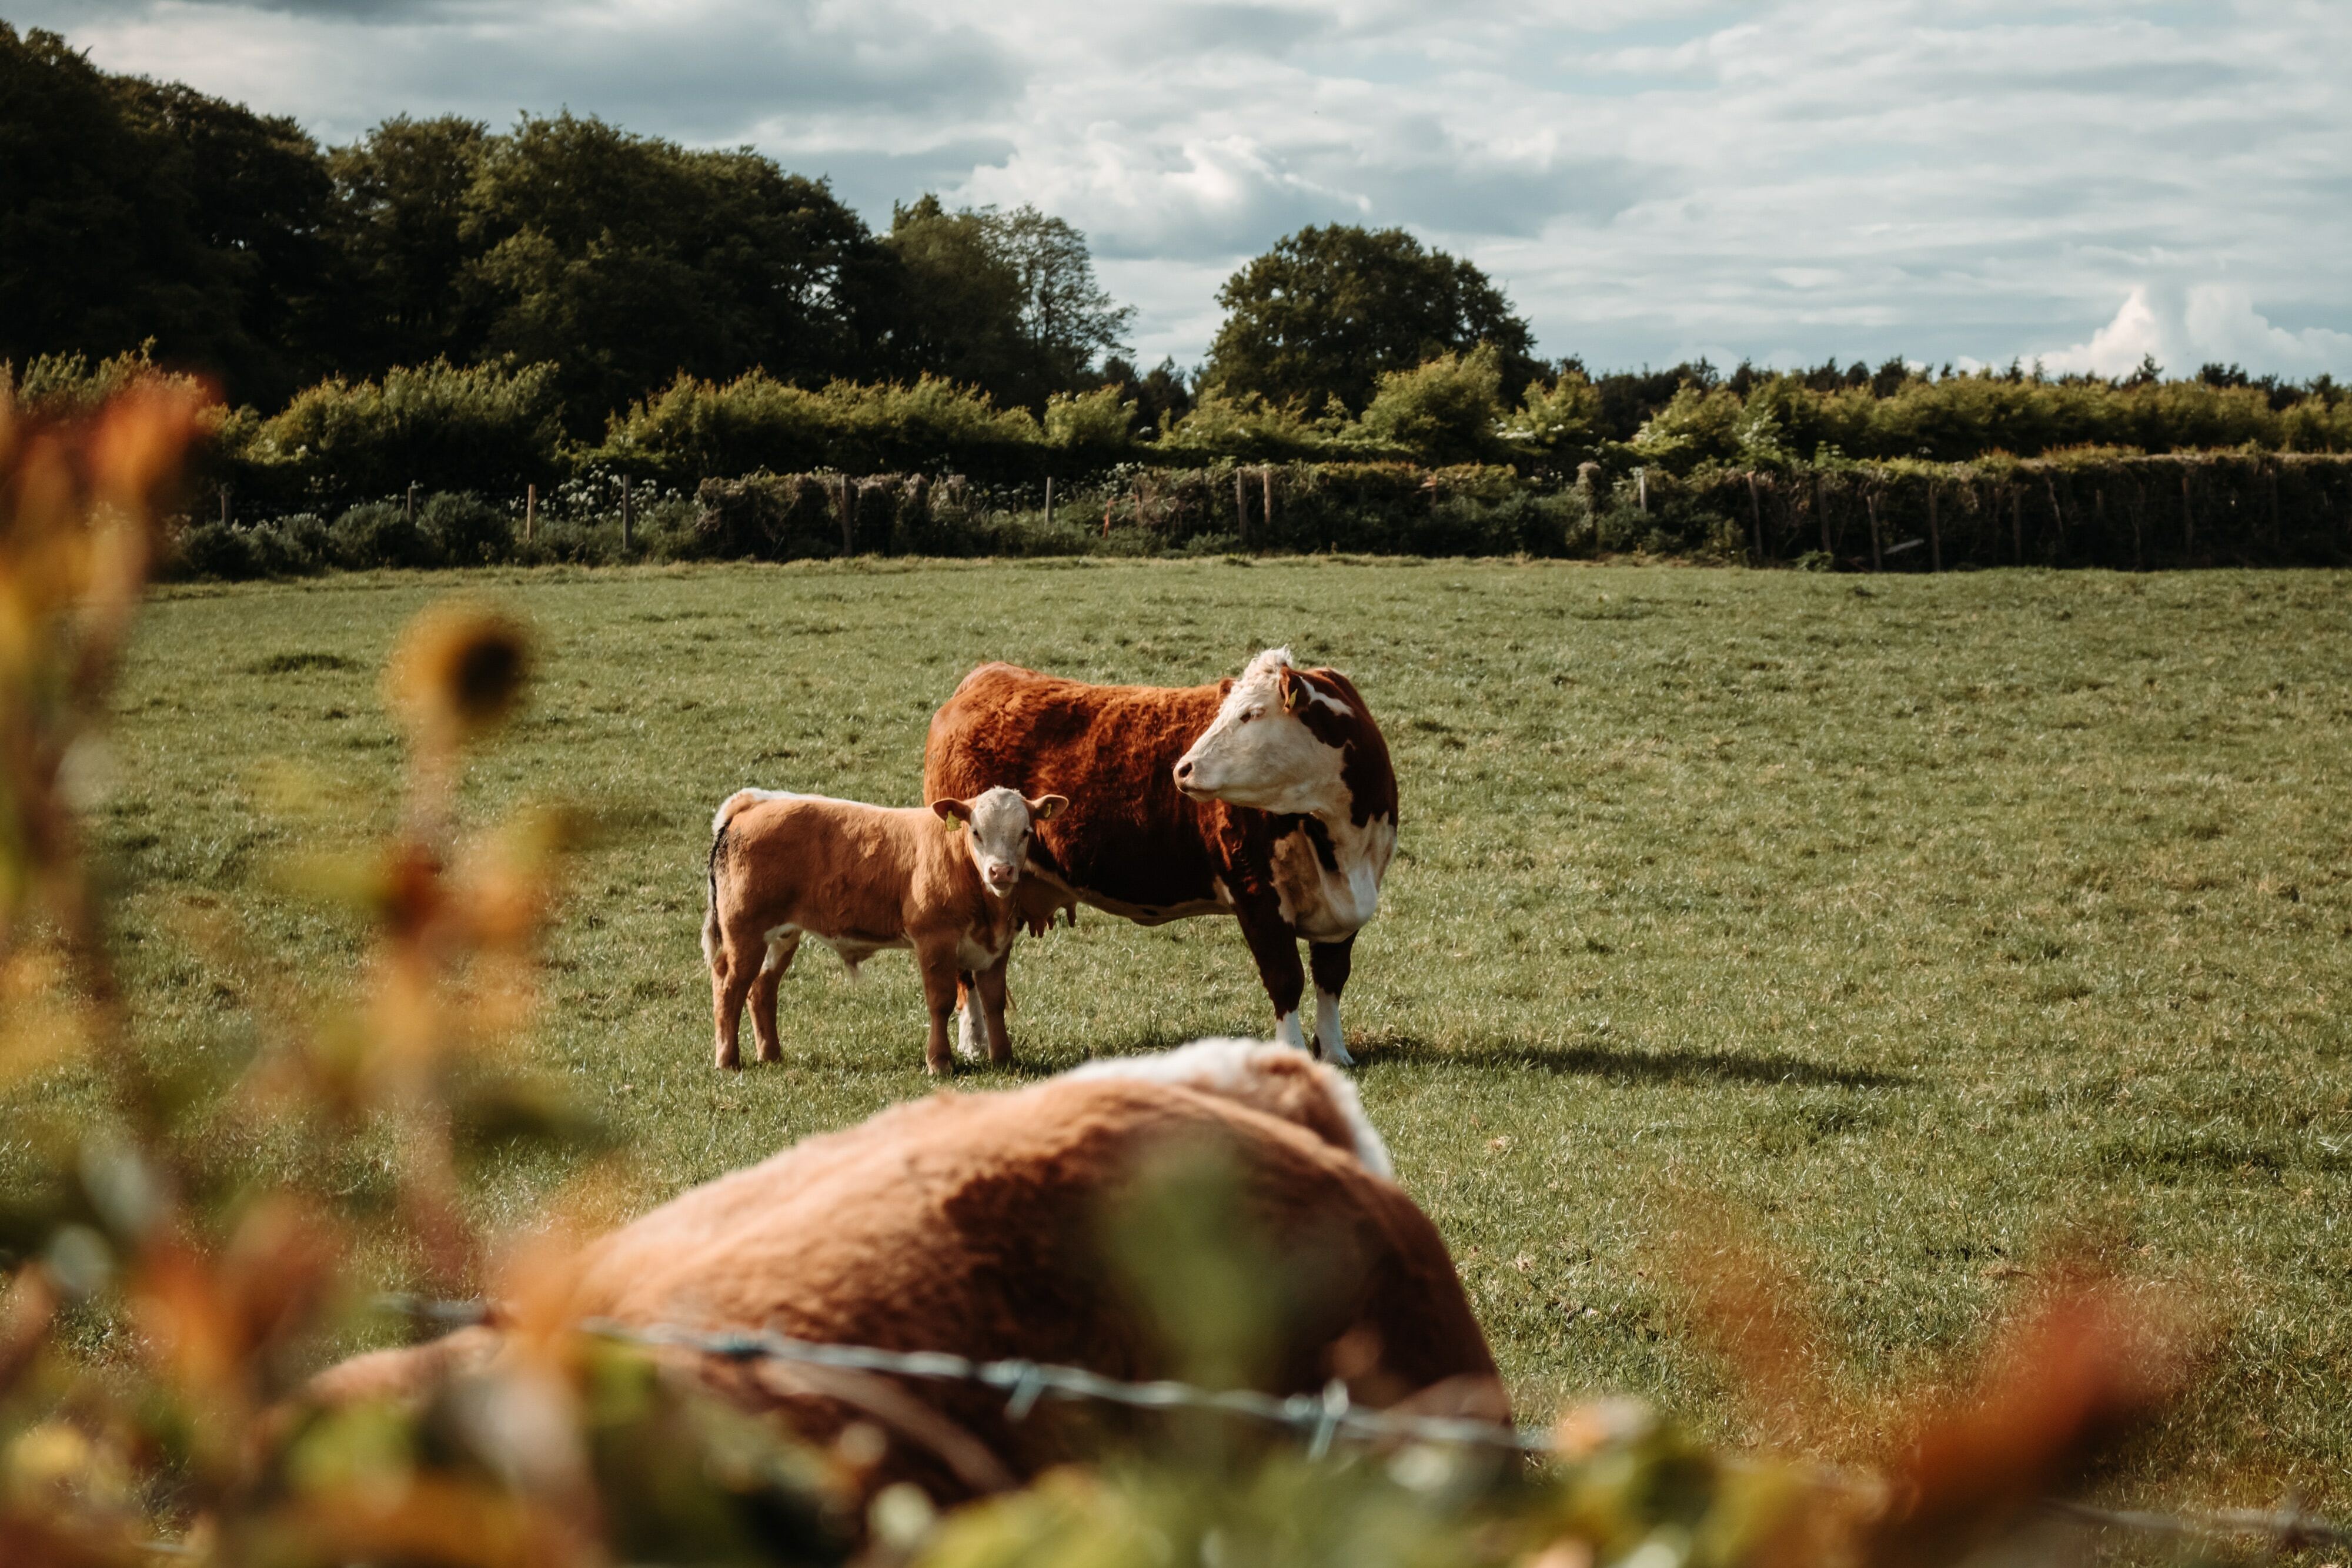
[710,930,759,1071]
[916,942,962,1076]
[750,931,800,1065]
[973,955,1013,1066]
[1308,935,1357,1067]
[1231,897,1309,1055]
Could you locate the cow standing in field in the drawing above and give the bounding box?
[923,648,1396,1065]
[703,785,1065,1072]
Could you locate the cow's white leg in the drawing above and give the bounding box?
[1273,1011,1308,1054]
[1313,987,1353,1067]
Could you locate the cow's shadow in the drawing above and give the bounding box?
[1357,1034,1910,1091]
[989,1031,1908,1093]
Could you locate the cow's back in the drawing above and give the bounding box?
[924,663,1227,911]
[562,1077,1498,1499]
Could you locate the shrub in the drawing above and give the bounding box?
[249,358,567,514]
[603,372,1045,484]
[419,490,514,564]
[1044,383,1139,466]
[329,499,438,569]
[1357,345,1511,466]
[171,520,258,580]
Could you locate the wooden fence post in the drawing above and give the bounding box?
[524,483,536,543]
[406,482,417,525]
[621,473,634,553]
[1234,467,1250,545]
[2181,468,2194,560]
[1746,471,1763,564]
[1636,467,1648,514]
[219,486,230,528]
[1261,465,1275,540]
[1866,481,1882,571]
[1043,474,1054,524]
[837,476,853,556]
[1816,471,1830,557]
[2044,476,2063,561]
[1927,483,1941,573]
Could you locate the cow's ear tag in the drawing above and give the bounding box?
[1281,670,1307,713]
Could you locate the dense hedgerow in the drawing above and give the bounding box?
[14,342,2352,577]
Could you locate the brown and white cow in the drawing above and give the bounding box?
[703,785,1065,1072]
[306,1039,1503,1509]
[923,648,1396,1065]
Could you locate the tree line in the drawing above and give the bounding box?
[6,19,2349,487]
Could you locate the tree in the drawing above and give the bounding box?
[1101,354,1192,433]
[115,76,342,407]
[994,205,1133,392]
[1203,225,1537,416]
[0,26,249,396]
[326,115,492,375]
[881,197,1131,412]
[880,196,1030,402]
[453,112,894,433]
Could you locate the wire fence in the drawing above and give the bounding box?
[373,1295,2352,1555]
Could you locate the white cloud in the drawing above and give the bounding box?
[19,0,2351,376]
[2038,284,2352,380]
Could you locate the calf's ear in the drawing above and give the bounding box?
[1030,794,1069,821]
[930,798,973,827]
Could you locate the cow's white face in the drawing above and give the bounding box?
[1173,648,1349,815]
[934,786,1066,894]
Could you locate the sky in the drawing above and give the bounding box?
[22,0,2352,379]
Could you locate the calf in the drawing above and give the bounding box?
[702,785,1064,1072]
[923,648,1396,1064]
[307,1039,1502,1510]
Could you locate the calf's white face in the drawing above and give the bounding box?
[1173,647,1349,816]
[933,786,1066,893]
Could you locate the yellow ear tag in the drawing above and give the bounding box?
[1282,675,1306,713]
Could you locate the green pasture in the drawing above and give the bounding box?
[19,559,2352,1510]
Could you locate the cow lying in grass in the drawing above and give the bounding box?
[702,785,1065,1072]
[308,1038,1502,1509]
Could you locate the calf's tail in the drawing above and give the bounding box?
[703,790,761,966]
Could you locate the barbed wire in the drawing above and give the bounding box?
[379,1293,1544,1458]
[368,1295,2352,1554]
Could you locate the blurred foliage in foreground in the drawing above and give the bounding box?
[0,386,2207,1565]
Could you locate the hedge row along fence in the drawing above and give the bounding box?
[1658,451,2352,569]
[694,452,2352,569]
[165,452,2352,579]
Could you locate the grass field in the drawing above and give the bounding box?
[15,557,2352,1513]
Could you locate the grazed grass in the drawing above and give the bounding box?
[16,559,2352,1510]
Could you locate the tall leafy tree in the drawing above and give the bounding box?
[114,76,341,406]
[326,115,491,375]
[881,197,1131,411]
[455,112,894,432]
[0,27,246,395]
[995,205,1133,394]
[880,196,1031,401]
[1205,225,1537,416]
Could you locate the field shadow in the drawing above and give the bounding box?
[1361,1034,1911,1091]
